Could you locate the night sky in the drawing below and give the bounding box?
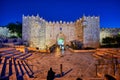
[0,0,120,28]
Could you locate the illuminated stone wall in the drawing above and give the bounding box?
[22,15,46,49]
[46,21,75,47]
[100,28,120,44]
[75,18,84,42]
[22,15,100,49]
[0,27,9,37]
[83,16,100,48]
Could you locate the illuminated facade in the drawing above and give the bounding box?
[100,28,120,44]
[22,15,100,50]
[0,27,9,37]
[0,27,19,38]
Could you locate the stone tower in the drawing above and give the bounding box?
[22,15,46,49]
[83,16,100,48]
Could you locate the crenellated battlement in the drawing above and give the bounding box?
[23,14,76,25]
[101,28,120,32]
[83,15,99,19]
[23,14,99,27]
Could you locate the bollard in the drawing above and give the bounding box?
[60,64,63,76]
[95,64,98,77]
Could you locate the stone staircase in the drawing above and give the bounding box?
[0,48,34,80]
[92,48,120,79]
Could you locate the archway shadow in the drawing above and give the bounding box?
[55,68,73,78]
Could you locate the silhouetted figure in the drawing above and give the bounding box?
[76,77,82,80]
[104,74,116,80]
[47,67,55,80]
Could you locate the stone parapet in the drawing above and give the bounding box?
[68,48,96,53]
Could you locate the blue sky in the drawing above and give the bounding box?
[0,0,120,28]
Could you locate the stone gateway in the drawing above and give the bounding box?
[22,14,100,50]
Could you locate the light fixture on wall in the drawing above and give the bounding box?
[82,20,87,27]
[60,20,63,33]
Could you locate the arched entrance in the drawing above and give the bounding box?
[57,38,64,50]
[56,32,66,50]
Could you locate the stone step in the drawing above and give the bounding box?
[0,48,15,52]
[13,58,23,80]
[5,58,9,77]
[19,53,32,60]
[9,59,12,76]
[0,48,16,53]
[14,53,28,60]
[5,51,22,59]
[6,49,19,54]
[21,60,34,78]
[16,60,24,80]
[0,49,19,57]
[24,61,34,75]
[0,58,9,79]
[92,54,101,59]
[0,58,5,77]
[9,58,17,80]
[18,60,32,80]
[1,58,10,79]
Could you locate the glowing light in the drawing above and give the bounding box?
[58,38,64,45]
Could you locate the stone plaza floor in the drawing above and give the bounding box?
[27,49,97,80]
[1,47,113,80]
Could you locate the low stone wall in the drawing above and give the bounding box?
[27,47,37,51]
[27,47,50,53]
[68,48,96,53]
[15,45,25,53]
[15,46,49,53]
[69,48,120,53]
[96,48,120,51]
